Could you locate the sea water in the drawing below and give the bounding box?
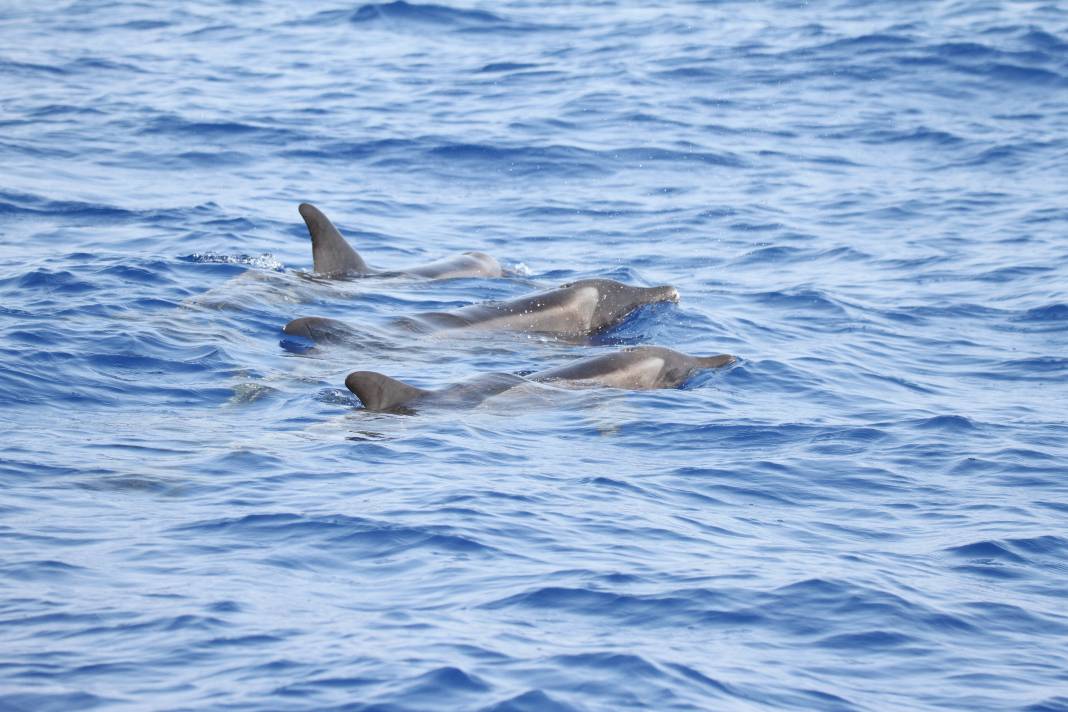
[1,2,1067,710]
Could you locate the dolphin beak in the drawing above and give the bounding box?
[698,354,735,368]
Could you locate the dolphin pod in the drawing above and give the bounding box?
[277,201,734,412]
[283,278,680,342]
[299,203,502,279]
[345,347,736,412]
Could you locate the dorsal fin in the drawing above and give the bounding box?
[696,354,735,369]
[345,371,429,411]
[298,203,369,275]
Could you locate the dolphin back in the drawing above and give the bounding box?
[299,203,369,275]
[345,371,429,411]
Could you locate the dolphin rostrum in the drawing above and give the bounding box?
[299,203,502,279]
[283,278,680,343]
[345,346,735,411]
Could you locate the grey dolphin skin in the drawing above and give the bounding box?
[283,278,680,342]
[299,203,502,279]
[411,278,679,336]
[345,346,735,411]
[280,315,358,343]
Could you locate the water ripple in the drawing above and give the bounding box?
[1,0,1066,710]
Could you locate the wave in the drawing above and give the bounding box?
[0,190,134,219]
[345,1,554,34]
[173,512,498,558]
[3,1,1068,709]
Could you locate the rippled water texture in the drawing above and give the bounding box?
[2,1,1067,710]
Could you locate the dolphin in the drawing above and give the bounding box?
[345,346,735,412]
[299,203,502,279]
[283,278,680,342]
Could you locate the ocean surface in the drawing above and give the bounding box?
[2,1,1067,710]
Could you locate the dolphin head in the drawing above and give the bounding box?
[561,278,679,332]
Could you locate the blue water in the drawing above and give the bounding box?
[2,1,1067,709]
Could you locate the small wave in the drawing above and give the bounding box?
[914,415,977,432]
[815,630,915,649]
[396,666,491,704]
[983,357,1068,382]
[864,126,965,146]
[229,382,279,405]
[1025,696,1068,712]
[748,289,850,317]
[813,33,915,54]
[481,585,756,629]
[1021,29,1068,53]
[0,59,67,76]
[139,115,299,144]
[425,142,606,178]
[761,578,972,640]
[931,41,998,59]
[27,103,107,119]
[1016,303,1068,322]
[961,601,1068,636]
[0,190,133,219]
[478,62,539,73]
[314,388,360,406]
[180,253,285,271]
[173,512,497,558]
[975,264,1055,282]
[979,63,1067,86]
[651,65,725,82]
[352,1,504,25]
[504,262,532,277]
[480,689,580,712]
[0,692,116,712]
[74,474,186,495]
[0,559,88,582]
[109,19,170,31]
[609,146,745,168]
[98,262,175,285]
[945,541,1027,563]
[347,1,547,33]
[943,540,1033,580]
[1005,535,1068,557]
[733,246,804,264]
[66,56,144,73]
[173,150,252,166]
[15,268,98,294]
[278,137,419,162]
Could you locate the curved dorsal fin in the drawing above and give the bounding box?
[345,371,429,411]
[299,203,369,275]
